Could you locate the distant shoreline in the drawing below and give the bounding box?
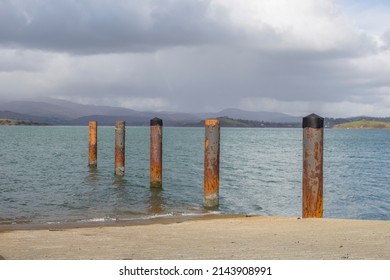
[333,127,390,130]
[0,119,47,126]
[332,120,390,130]
[0,213,238,233]
[2,118,390,129]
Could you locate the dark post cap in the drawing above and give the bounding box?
[302,113,324,128]
[150,117,163,126]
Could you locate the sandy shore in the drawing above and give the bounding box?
[0,215,389,260]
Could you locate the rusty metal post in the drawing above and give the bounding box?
[150,117,163,188]
[88,121,97,167]
[115,120,125,176]
[204,119,220,208]
[302,113,324,218]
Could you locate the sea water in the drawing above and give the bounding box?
[0,126,389,225]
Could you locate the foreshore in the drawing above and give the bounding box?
[0,215,389,260]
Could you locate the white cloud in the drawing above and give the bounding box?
[212,0,372,53]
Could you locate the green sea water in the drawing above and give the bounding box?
[0,126,389,225]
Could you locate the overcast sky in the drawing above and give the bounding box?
[0,0,389,117]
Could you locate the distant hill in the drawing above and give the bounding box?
[198,108,300,123]
[0,110,63,125]
[4,98,390,128]
[185,117,300,128]
[0,98,148,119]
[0,98,302,126]
[0,98,200,125]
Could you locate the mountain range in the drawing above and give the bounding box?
[0,97,301,126]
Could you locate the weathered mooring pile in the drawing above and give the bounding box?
[88,114,324,218]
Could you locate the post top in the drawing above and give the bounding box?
[150,117,163,126]
[205,119,220,126]
[115,120,125,127]
[302,113,324,128]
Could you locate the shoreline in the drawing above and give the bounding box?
[0,213,242,233]
[1,215,389,260]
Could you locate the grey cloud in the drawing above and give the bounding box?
[382,29,390,48]
[0,49,47,72]
[1,0,389,117]
[0,0,375,57]
[66,47,364,110]
[0,0,234,54]
[19,43,381,113]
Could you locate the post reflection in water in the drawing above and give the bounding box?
[148,188,164,214]
[113,176,128,188]
[85,166,98,186]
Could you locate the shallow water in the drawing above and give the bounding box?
[0,126,389,225]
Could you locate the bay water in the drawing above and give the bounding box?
[0,126,389,225]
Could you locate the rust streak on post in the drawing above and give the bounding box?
[88,121,97,167]
[150,117,163,188]
[302,113,324,218]
[115,120,125,176]
[204,119,220,208]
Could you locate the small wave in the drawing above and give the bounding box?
[46,221,61,225]
[77,217,117,223]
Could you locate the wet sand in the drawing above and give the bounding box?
[0,215,389,260]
